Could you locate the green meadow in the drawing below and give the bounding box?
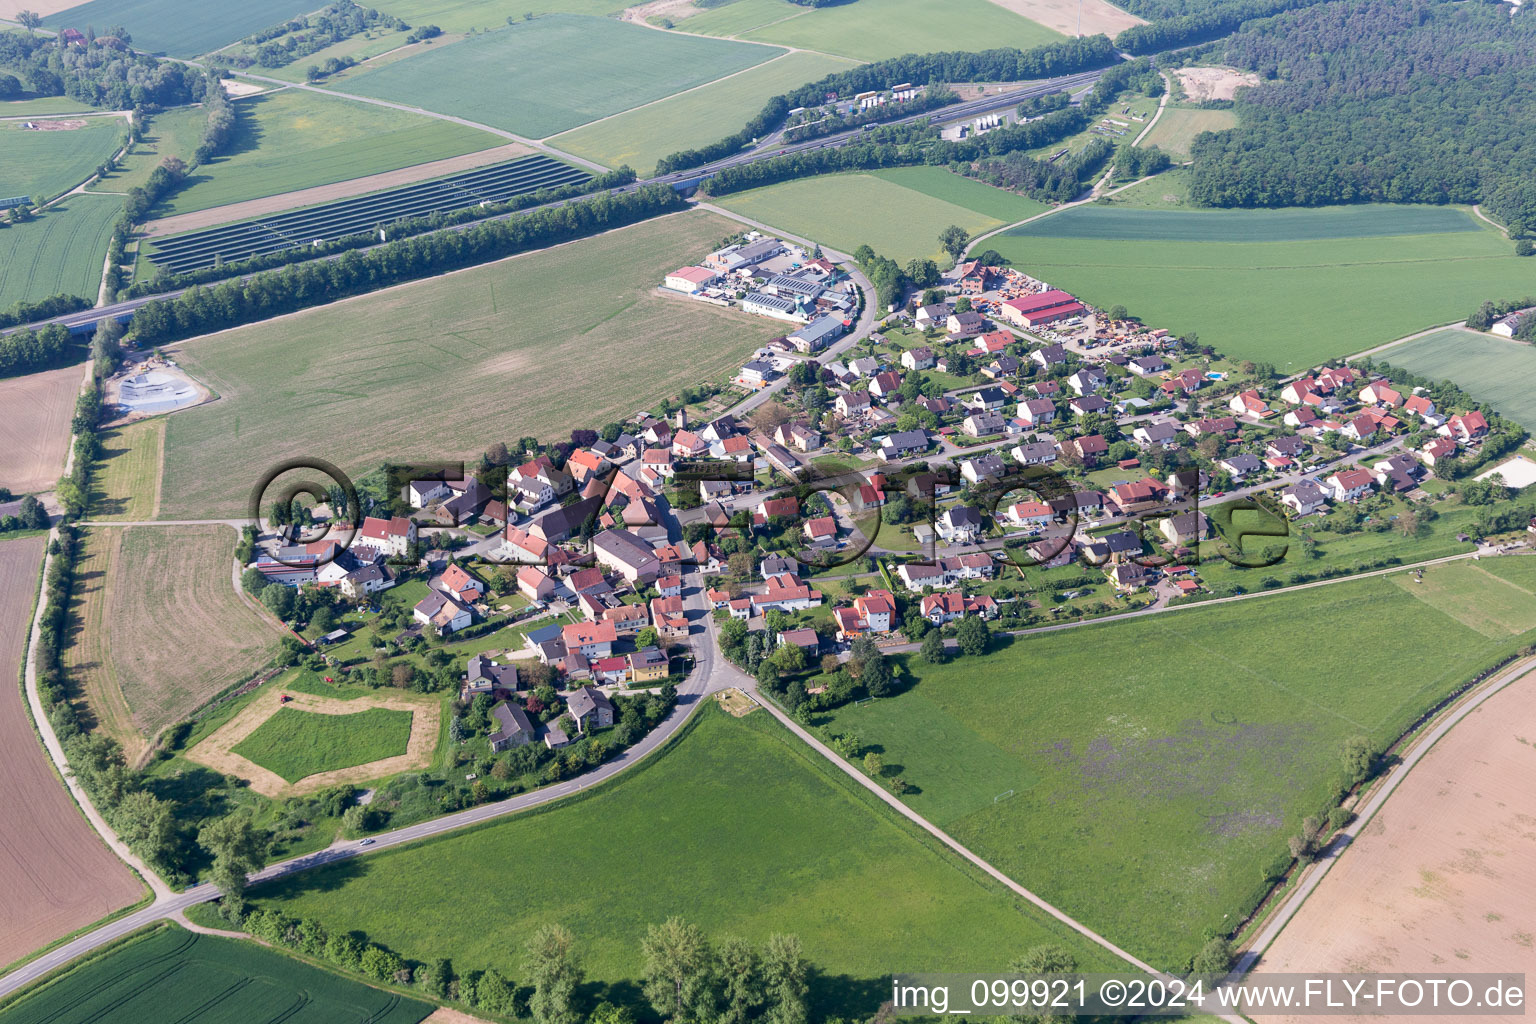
[0,116,124,202]
[822,568,1536,968]
[253,706,1129,1017]
[992,203,1536,369]
[336,15,782,138]
[1374,328,1536,432]
[714,167,1048,262]
[233,707,415,784]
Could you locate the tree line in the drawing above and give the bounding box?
[0,322,77,379]
[962,135,1116,203]
[1183,0,1536,232]
[653,36,1119,176]
[1113,0,1334,54]
[125,185,686,345]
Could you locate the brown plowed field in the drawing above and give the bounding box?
[0,536,143,968]
[0,362,81,496]
[1251,677,1536,1024]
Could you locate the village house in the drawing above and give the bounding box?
[1017,397,1056,427]
[1108,478,1168,515]
[593,529,660,583]
[835,389,872,418]
[340,563,393,599]
[879,429,931,461]
[568,686,616,733]
[1359,381,1403,408]
[414,590,473,634]
[1070,395,1111,417]
[1160,511,1211,546]
[936,506,983,543]
[963,410,1007,437]
[914,302,951,328]
[777,627,821,654]
[1326,468,1376,502]
[1067,368,1107,396]
[1186,415,1237,438]
[465,655,520,700]
[1133,421,1180,450]
[629,646,669,683]
[1004,500,1055,531]
[437,563,484,605]
[901,346,935,371]
[752,575,823,614]
[1420,436,1458,466]
[1403,393,1436,418]
[1030,343,1068,368]
[960,453,1007,485]
[563,621,618,659]
[1011,440,1056,466]
[775,421,822,451]
[488,701,536,751]
[870,370,902,399]
[804,515,838,546]
[1373,452,1424,493]
[788,316,847,354]
[1129,355,1168,376]
[1217,452,1262,481]
[1062,434,1108,465]
[946,310,988,340]
[1280,479,1329,516]
[355,516,416,560]
[920,592,998,625]
[1444,411,1489,442]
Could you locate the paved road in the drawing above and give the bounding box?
[2,68,1109,338]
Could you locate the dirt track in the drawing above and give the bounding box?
[0,363,82,495]
[983,0,1144,36]
[187,688,441,798]
[0,536,144,968]
[1250,680,1536,1023]
[140,143,534,237]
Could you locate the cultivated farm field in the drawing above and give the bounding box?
[336,15,781,138]
[714,167,1048,262]
[0,536,144,970]
[369,0,627,33]
[673,0,1063,62]
[153,89,501,219]
[40,0,316,57]
[65,526,281,757]
[254,705,1129,1017]
[157,210,785,518]
[0,194,120,308]
[550,49,855,173]
[821,569,1536,968]
[993,203,1536,369]
[0,116,124,202]
[90,419,164,521]
[0,924,434,1023]
[1250,638,1536,1000]
[1374,328,1536,431]
[0,362,81,496]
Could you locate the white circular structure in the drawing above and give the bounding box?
[117,371,198,415]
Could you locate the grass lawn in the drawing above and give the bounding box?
[335,15,782,138]
[1102,167,1192,209]
[157,209,785,518]
[152,88,501,218]
[42,0,317,57]
[992,204,1536,370]
[0,96,98,117]
[0,924,433,1024]
[0,116,124,201]
[0,193,119,308]
[233,706,415,784]
[675,0,1063,62]
[91,419,165,521]
[1139,105,1236,160]
[714,168,1048,262]
[550,49,854,173]
[1372,328,1536,432]
[88,105,206,194]
[253,705,1129,1015]
[820,570,1536,969]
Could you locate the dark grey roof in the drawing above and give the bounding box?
[945,506,983,528]
[1103,530,1142,553]
[535,495,602,536]
[568,684,614,719]
[489,700,534,744]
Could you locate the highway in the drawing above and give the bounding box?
[3,67,1109,337]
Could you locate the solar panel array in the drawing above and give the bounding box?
[147,154,591,275]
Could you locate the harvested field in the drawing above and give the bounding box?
[91,419,164,521]
[158,210,784,518]
[0,362,80,496]
[141,142,533,237]
[1250,673,1536,1019]
[1175,66,1259,102]
[0,536,143,969]
[982,0,1143,37]
[66,526,281,755]
[190,688,440,796]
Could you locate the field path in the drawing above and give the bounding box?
[1343,320,1480,362]
[186,690,441,798]
[1132,73,1171,145]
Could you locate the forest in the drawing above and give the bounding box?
[1185,0,1536,232]
[0,30,215,109]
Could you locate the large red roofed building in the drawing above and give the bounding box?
[998,289,1086,328]
[355,515,415,558]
